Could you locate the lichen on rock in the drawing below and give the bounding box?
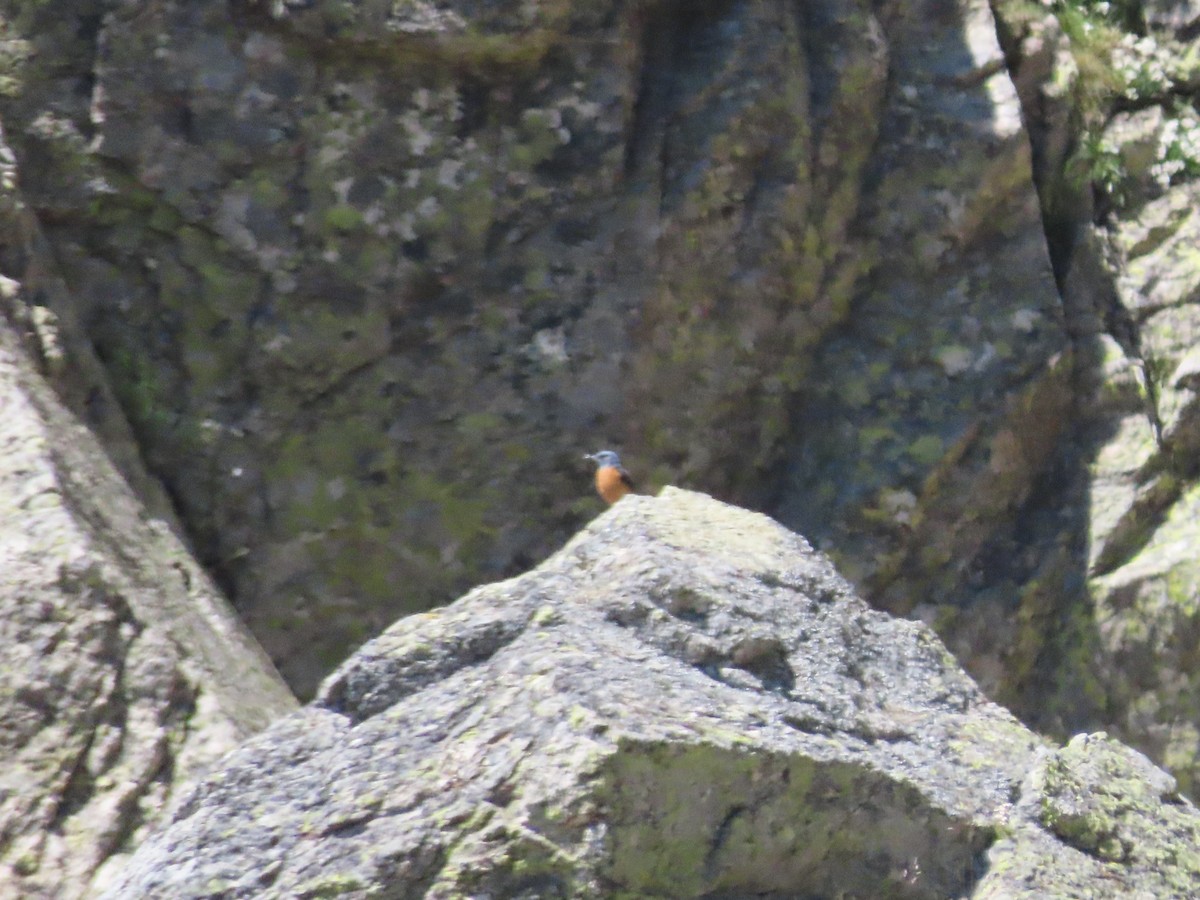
[100,490,1200,898]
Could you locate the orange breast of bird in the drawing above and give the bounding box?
[595,465,633,504]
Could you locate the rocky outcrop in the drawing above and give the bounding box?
[0,0,1066,704]
[0,132,297,897]
[981,0,1200,795]
[101,489,1200,898]
[2,0,1200,839]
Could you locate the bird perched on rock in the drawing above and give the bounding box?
[583,449,634,504]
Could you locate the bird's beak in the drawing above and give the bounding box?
[582,453,594,461]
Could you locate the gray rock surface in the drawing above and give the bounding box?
[989,0,1200,795]
[2,0,1200,873]
[0,0,1065,706]
[103,490,1200,898]
[0,135,297,896]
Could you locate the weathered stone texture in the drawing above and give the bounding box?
[0,0,1067,707]
[2,0,1200,849]
[0,128,296,896]
[101,491,1200,899]
[987,0,1200,795]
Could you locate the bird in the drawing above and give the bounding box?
[583,449,634,504]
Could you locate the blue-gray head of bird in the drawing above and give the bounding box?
[584,450,622,469]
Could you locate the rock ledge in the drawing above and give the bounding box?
[104,489,1200,898]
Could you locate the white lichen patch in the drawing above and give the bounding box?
[437,159,464,190]
[936,345,974,377]
[1010,308,1041,333]
[525,326,569,366]
[401,112,437,157]
[331,178,354,204]
[416,196,441,219]
[879,488,918,525]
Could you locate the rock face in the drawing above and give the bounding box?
[0,312,298,898]
[2,0,1200,834]
[0,138,297,896]
[0,0,1065,703]
[103,490,1200,899]
[984,0,1200,795]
